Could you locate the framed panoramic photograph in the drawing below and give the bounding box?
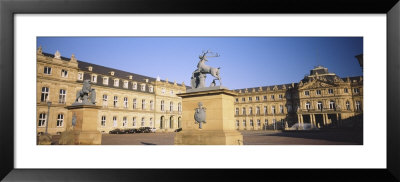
[1,0,400,181]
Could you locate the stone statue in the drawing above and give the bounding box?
[73,79,96,105]
[191,50,222,89]
[194,102,206,129]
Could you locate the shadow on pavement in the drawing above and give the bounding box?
[140,142,156,145]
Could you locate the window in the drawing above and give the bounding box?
[170,117,174,129]
[256,107,260,115]
[38,113,46,127]
[161,100,165,111]
[235,108,239,115]
[142,99,146,110]
[101,116,106,127]
[55,114,63,127]
[242,107,246,115]
[141,84,146,91]
[354,88,360,93]
[305,102,310,110]
[255,96,260,101]
[279,94,283,99]
[113,116,117,127]
[150,100,154,110]
[329,101,335,109]
[248,97,252,101]
[122,117,127,127]
[61,69,68,77]
[123,97,128,108]
[161,88,165,94]
[132,117,137,126]
[242,120,246,127]
[123,81,128,89]
[91,74,97,83]
[41,87,49,102]
[44,66,52,74]
[235,98,239,102]
[178,103,182,112]
[304,91,310,96]
[149,86,153,92]
[114,79,119,87]
[280,105,284,113]
[59,89,66,104]
[133,99,137,109]
[263,96,267,100]
[77,72,83,80]
[317,101,323,110]
[149,118,153,127]
[249,107,253,115]
[257,119,261,126]
[102,94,108,107]
[141,117,145,126]
[272,106,276,114]
[316,90,321,95]
[265,119,268,127]
[271,95,275,100]
[242,97,245,102]
[264,106,267,114]
[132,82,137,90]
[344,88,348,93]
[355,101,361,111]
[103,77,109,85]
[170,102,174,112]
[236,120,240,127]
[170,90,174,96]
[328,89,333,94]
[250,120,254,126]
[113,96,118,107]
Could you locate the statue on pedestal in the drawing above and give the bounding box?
[73,79,96,105]
[190,50,222,89]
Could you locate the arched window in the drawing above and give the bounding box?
[57,114,64,127]
[170,116,174,128]
[38,113,46,127]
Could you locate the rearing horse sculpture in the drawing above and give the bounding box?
[192,50,222,88]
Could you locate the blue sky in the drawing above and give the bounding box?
[37,37,363,89]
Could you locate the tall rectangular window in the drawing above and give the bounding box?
[123,97,128,108]
[38,113,46,127]
[150,100,154,110]
[248,97,252,101]
[235,108,239,115]
[242,107,246,115]
[354,88,360,93]
[41,87,49,102]
[132,117,136,126]
[249,107,253,115]
[61,69,68,77]
[123,81,128,89]
[123,117,127,127]
[250,120,254,126]
[103,77,109,85]
[59,89,66,104]
[355,101,361,111]
[57,114,64,127]
[263,96,267,100]
[257,119,261,126]
[344,88,348,93]
[316,90,321,95]
[102,94,108,107]
[113,116,117,127]
[133,99,137,109]
[101,116,106,127]
[272,106,276,114]
[304,91,310,96]
[141,118,145,126]
[91,75,97,83]
[161,100,165,111]
[255,96,260,101]
[256,107,260,115]
[113,96,118,107]
[264,106,267,114]
[271,95,275,100]
[328,89,333,94]
[242,120,246,127]
[280,105,284,113]
[170,102,173,112]
[44,66,52,74]
[279,94,283,99]
[142,99,146,110]
[114,79,119,87]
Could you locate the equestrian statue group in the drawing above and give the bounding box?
[191,50,222,89]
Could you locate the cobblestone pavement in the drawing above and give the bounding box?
[100,129,362,145]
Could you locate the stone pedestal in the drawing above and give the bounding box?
[175,89,243,145]
[64,105,102,145]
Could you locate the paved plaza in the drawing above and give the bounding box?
[98,129,362,145]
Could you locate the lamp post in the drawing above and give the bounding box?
[45,101,52,134]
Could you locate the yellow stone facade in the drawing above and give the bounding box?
[37,47,362,136]
[233,66,363,130]
[36,48,186,135]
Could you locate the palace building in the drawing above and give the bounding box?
[36,47,363,135]
[36,47,187,135]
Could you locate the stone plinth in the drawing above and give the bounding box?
[175,89,243,145]
[64,105,102,145]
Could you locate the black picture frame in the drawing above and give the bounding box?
[1,0,399,181]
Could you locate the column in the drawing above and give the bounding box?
[323,114,326,126]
